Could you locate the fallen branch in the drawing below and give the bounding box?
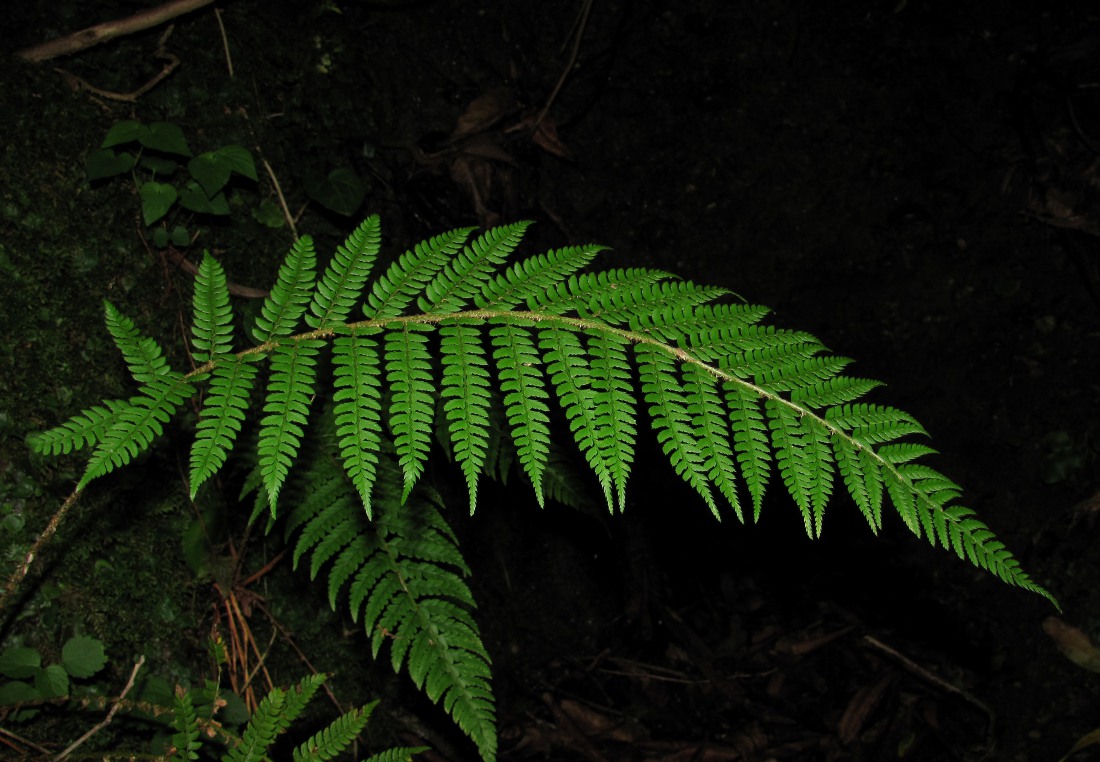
[15,0,216,63]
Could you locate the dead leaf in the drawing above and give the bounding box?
[1043,617,1100,672]
[451,86,517,140]
[837,673,894,744]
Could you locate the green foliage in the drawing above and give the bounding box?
[0,635,108,707]
[85,119,259,244]
[28,214,1057,760]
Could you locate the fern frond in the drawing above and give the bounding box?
[307,214,381,329]
[170,688,202,760]
[291,702,374,762]
[586,331,636,512]
[79,374,195,489]
[477,243,606,309]
[287,454,496,761]
[589,280,730,324]
[28,399,131,456]
[363,747,430,762]
[637,343,716,515]
[223,675,324,762]
[258,340,321,511]
[103,301,172,383]
[440,321,492,509]
[364,227,473,319]
[631,303,773,343]
[723,383,771,521]
[191,253,235,364]
[332,330,383,513]
[420,221,530,313]
[531,268,673,315]
[252,235,317,342]
[386,324,436,502]
[490,321,551,507]
[189,356,258,498]
[681,362,742,520]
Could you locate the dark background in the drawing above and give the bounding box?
[1,1,1099,759]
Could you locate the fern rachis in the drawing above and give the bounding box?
[24,214,1057,761]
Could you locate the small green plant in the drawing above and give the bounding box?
[18,215,1056,761]
[0,635,108,709]
[85,119,261,247]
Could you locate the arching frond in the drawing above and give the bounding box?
[104,301,172,383]
[34,214,1060,762]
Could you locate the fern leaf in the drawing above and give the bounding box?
[440,321,492,510]
[103,301,172,382]
[825,403,928,444]
[420,221,530,313]
[79,374,195,489]
[363,747,430,762]
[682,362,743,520]
[28,399,131,456]
[223,688,286,762]
[766,401,835,537]
[755,355,853,394]
[831,435,883,531]
[476,243,605,309]
[791,376,883,408]
[258,341,321,511]
[189,356,258,498]
[587,331,636,512]
[386,324,436,502]
[288,456,496,761]
[637,343,717,515]
[252,235,317,343]
[723,383,771,521]
[332,331,383,513]
[306,214,381,329]
[291,702,374,762]
[589,280,729,325]
[191,253,235,364]
[170,688,202,760]
[224,676,323,762]
[632,303,772,344]
[531,268,673,316]
[364,227,473,319]
[490,322,551,507]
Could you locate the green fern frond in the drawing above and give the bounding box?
[259,341,322,511]
[363,747,430,762]
[490,322,551,507]
[103,301,172,383]
[386,324,436,502]
[286,453,496,762]
[192,253,236,364]
[223,675,324,762]
[252,235,317,343]
[307,214,381,329]
[586,331,637,512]
[291,701,374,762]
[420,221,530,313]
[332,330,384,513]
[531,267,673,315]
[440,321,492,509]
[32,215,1061,762]
[28,399,131,456]
[477,243,605,309]
[190,356,258,497]
[637,343,717,515]
[170,688,202,760]
[78,374,195,489]
[364,227,473,319]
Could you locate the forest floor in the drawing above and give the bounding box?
[2,1,1100,760]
